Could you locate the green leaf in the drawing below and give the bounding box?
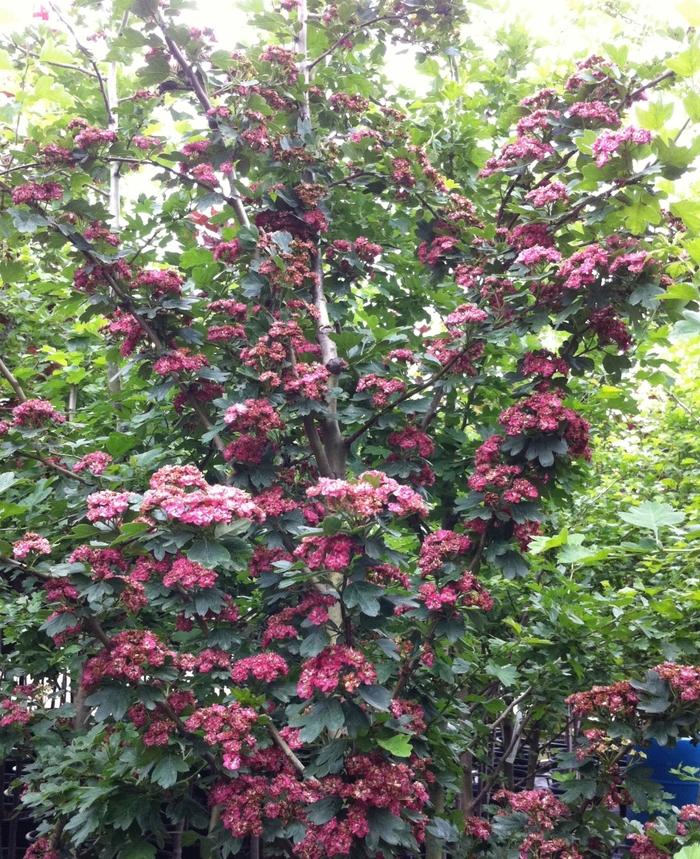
[344,581,383,616]
[667,40,700,78]
[106,432,139,458]
[84,686,129,721]
[675,847,700,859]
[187,539,231,568]
[358,685,392,711]
[485,662,518,686]
[118,842,157,859]
[377,734,413,757]
[150,755,189,788]
[620,501,686,537]
[0,472,16,494]
[671,199,700,232]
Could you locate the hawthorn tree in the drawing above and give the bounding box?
[0,1,699,858]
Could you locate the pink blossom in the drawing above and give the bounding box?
[153,349,208,376]
[73,126,117,148]
[11,182,63,205]
[567,100,620,127]
[297,645,377,698]
[592,126,652,167]
[230,652,289,684]
[13,532,51,559]
[163,557,218,590]
[86,490,131,523]
[73,451,112,475]
[185,702,258,770]
[445,303,489,327]
[12,398,65,427]
[306,470,428,519]
[525,181,569,207]
[516,245,562,267]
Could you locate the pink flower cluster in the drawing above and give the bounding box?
[521,350,569,379]
[185,702,259,770]
[655,662,700,702]
[23,839,59,859]
[417,235,459,267]
[419,529,472,575]
[230,652,289,684]
[213,239,242,264]
[133,268,183,297]
[499,391,591,459]
[73,451,112,475]
[11,182,63,205]
[588,306,632,351]
[294,534,361,572]
[494,788,569,831]
[107,310,143,356]
[73,125,117,148]
[466,816,492,840]
[418,572,493,612]
[295,755,430,859]
[468,435,540,509]
[283,363,330,401]
[592,126,652,167]
[356,374,406,407]
[0,696,33,728]
[224,399,284,433]
[141,463,265,526]
[516,245,562,267]
[390,698,427,733]
[82,630,182,690]
[11,398,65,428]
[566,680,639,717]
[162,557,218,590]
[445,303,489,327]
[85,490,131,523]
[567,100,620,127]
[326,236,382,267]
[13,532,51,559]
[263,591,336,646]
[557,243,608,290]
[153,349,209,376]
[388,426,435,459]
[306,470,428,519]
[74,259,132,293]
[297,645,377,698]
[519,835,582,858]
[480,136,555,178]
[526,181,569,207]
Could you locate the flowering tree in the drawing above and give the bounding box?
[0,1,699,857]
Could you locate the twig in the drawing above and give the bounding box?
[47,2,114,124]
[152,10,250,227]
[0,355,26,400]
[487,686,533,730]
[307,14,405,71]
[346,345,473,446]
[628,69,675,102]
[267,721,305,774]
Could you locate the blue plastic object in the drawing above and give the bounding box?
[627,739,700,821]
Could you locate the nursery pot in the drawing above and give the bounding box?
[626,739,700,822]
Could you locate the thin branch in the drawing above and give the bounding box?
[487,686,533,730]
[47,2,114,124]
[267,721,305,774]
[307,14,405,72]
[627,68,675,102]
[0,355,26,400]
[346,346,472,447]
[152,10,250,227]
